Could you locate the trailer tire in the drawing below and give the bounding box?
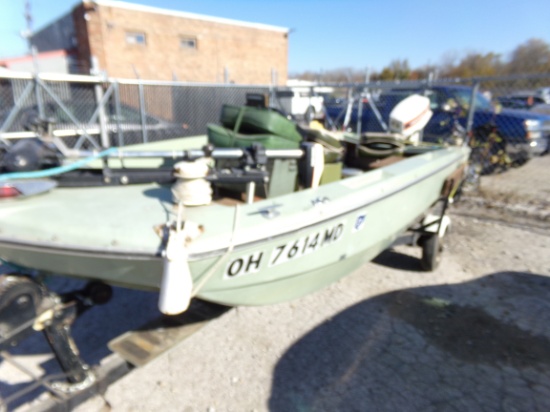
[0,275,44,348]
[420,233,442,271]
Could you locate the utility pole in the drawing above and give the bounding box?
[22,0,38,68]
[23,0,32,53]
[22,0,44,118]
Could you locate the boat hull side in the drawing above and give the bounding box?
[195,237,389,307]
[192,160,454,306]
[0,243,163,290]
[0,146,469,307]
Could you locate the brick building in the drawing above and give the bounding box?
[30,0,289,84]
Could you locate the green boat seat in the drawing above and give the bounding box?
[207,124,301,149]
[207,123,300,199]
[220,105,303,143]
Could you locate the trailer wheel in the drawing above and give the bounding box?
[420,233,442,271]
[0,275,44,348]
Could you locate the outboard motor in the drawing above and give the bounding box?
[2,138,60,173]
[388,94,433,144]
[352,95,434,164]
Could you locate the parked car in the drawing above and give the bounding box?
[535,87,550,104]
[530,103,550,153]
[531,103,550,116]
[495,93,546,110]
[325,85,550,163]
[272,88,325,122]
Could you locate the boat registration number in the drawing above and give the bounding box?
[224,221,346,279]
[268,221,345,267]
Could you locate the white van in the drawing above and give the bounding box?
[273,87,325,122]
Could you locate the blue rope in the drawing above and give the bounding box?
[0,147,119,182]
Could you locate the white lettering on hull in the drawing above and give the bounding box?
[223,221,347,279]
[269,222,345,267]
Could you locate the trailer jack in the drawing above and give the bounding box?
[0,274,112,395]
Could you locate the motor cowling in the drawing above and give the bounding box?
[388,94,433,143]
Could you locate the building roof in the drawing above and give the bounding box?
[83,0,289,33]
[0,49,71,65]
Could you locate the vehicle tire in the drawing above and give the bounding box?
[84,281,113,305]
[0,275,44,347]
[0,275,43,312]
[512,149,531,167]
[3,140,43,172]
[420,233,442,271]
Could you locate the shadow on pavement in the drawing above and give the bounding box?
[269,271,550,412]
[372,248,424,272]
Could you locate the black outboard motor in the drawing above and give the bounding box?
[1,115,61,173]
[1,138,60,173]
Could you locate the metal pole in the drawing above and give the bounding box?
[268,84,275,110]
[24,0,44,122]
[91,57,110,148]
[465,81,480,138]
[343,88,353,131]
[131,65,148,144]
[138,81,148,143]
[271,68,278,86]
[113,81,123,146]
[76,147,304,160]
[224,67,229,84]
[31,46,44,121]
[356,88,363,137]
[366,89,388,132]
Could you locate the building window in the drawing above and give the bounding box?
[126,31,146,45]
[180,36,197,50]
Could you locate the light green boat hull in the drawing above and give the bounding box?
[0,136,469,307]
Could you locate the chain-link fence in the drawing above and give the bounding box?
[0,72,273,153]
[1,71,549,174]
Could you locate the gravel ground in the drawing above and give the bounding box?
[458,155,550,227]
[2,155,550,412]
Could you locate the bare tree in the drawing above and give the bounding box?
[506,38,550,74]
[440,52,503,78]
[289,38,550,84]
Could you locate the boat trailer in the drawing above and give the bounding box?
[0,276,111,408]
[0,276,230,411]
[393,194,452,271]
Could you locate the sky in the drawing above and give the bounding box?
[0,0,549,73]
